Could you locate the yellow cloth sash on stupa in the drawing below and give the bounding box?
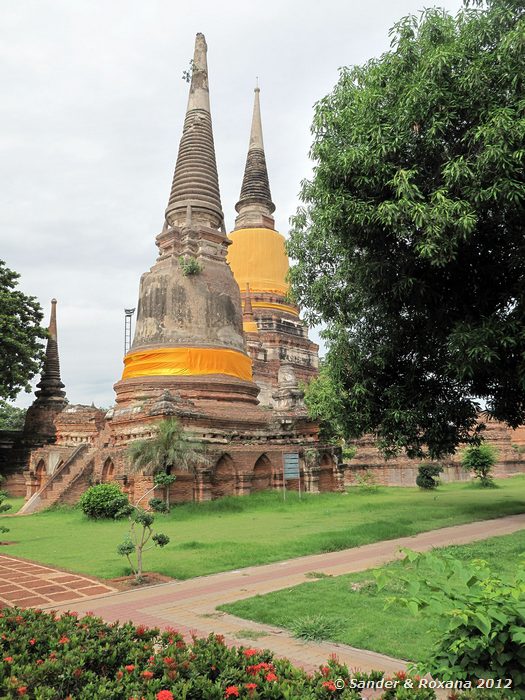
[122,347,253,381]
[227,228,290,295]
[250,301,298,316]
[242,321,258,333]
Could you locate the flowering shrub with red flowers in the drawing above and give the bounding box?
[0,607,458,699]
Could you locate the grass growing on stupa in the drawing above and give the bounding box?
[219,529,525,663]
[1,476,524,580]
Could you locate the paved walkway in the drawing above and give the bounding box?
[0,554,116,607]
[42,513,525,676]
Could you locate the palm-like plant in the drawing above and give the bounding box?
[127,418,206,507]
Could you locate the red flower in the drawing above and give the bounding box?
[17,688,27,696]
[29,639,36,646]
[136,625,147,637]
[148,655,155,664]
[225,687,239,698]
[125,664,135,673]
[176,640,185,649]
[116,671,123,680]
[320,665,330,677]
[243,648,258,657]
[36,660,43,665]
[163,656,174,665]
[265,672,278,682]
[141,670,154,680]
[245,683,257,693]
[322,681,336,691]
[58,636,70,644]
[3,657,13,663]
[156,692,174,700]
[395,670,407,681]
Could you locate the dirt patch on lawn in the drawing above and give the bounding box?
[109,573,174,591]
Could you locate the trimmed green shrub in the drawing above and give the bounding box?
[461,444,497,487]
[416,463,443,489]
[79,483,129,519]
[0,606,430,698]
[148,497,169,513]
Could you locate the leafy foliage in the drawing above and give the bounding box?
[303,363,346,443]
[353,469,379,492]
[0,401,26,431]
[461,443,497,486]
[79,483,130,520]
[288,0,525,458]
[178,255,203,276]
[377,549,525,694]
[416,463,443,489]
[0,261,46,401]
[0,476,11,537]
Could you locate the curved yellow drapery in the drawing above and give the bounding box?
[122,347,253,381]
[250,300,299,316]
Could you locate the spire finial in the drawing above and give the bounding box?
[187,32,211,113]
[34,299,67,404]
[165,33,223,230]
[234,86,275,226]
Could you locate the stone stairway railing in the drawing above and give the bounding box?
[19,444,92,514]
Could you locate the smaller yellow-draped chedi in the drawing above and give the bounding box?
[227,87,319,406]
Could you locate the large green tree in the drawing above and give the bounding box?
[0,261,46,401]
[288,0,525,458]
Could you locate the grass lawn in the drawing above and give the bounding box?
[220,529,525,663]
[0,476,523,580]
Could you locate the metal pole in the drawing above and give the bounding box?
[124,308,135,354]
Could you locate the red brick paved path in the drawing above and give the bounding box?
[0,554,116,608]
[0,515,523,681]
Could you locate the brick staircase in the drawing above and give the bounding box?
[19,445,94,514]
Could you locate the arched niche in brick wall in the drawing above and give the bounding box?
[35,459,47,489]
[211,454,236,500]
[252,454,273,492]
[318,453,336,492]
[101,457,115,483]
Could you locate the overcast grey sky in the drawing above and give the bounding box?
[2,0,463,408]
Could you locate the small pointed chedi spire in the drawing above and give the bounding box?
[35,299,67,404]
[165,33,224,231]
[243,283,254,321]
[235,85,275,228]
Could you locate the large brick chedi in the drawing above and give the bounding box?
[114,33,256,407]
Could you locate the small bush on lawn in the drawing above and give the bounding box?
[416,463,443,490]
[461,444,497,487]
[291,614,342,641]
[79,483,130,519]
[0,607,435,699]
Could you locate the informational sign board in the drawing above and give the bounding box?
[282,452,301,500]
[283,453,300,480]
